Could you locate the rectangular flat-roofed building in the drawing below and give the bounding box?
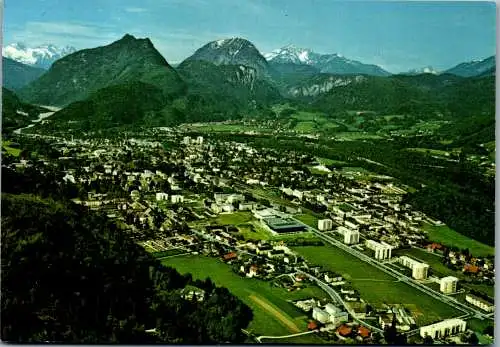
[263,217,307,234]
[420,319,466,340]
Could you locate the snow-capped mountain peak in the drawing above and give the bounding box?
[265,45,391,76]
[406,66,439,75]
[2,43,77,69]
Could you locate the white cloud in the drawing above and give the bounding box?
[125,7,148,13]
[6,21,121,49]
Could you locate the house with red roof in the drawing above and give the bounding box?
[358,326,371,339]
[337,324,353,337]
[222,252,237,261]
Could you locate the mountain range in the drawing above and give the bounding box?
[3,43,77,69]
[443,56,496,77]
[3,34,496,135]
[264,45,391,76]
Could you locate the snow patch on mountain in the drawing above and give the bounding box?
[3,43,77,69]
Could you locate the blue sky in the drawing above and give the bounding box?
[3,0,497,72]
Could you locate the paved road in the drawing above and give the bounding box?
[290,217,492,322]
[257,330,317,343]
[297,270,384,334]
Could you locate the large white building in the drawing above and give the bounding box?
[322,304,348,326]
[419,319,466,340]
[397,256,430,280]
[318,219,333,231]
[312,307,330,324]
[344,229,360,245]
[440,276,458,294]
[365,240,393,260]
[465,294,494,312]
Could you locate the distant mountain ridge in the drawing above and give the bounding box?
[444,56,495,77]
[2,57,46,90]
[404,66,439,75]
[264,45,391,76]
[3,43,77,69]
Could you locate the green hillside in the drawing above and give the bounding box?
[19,34,185,106]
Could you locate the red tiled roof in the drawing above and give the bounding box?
[223,252,237,260]
[308,321,318,330]
[358,326,371,338]
[463,264,480,273]
[337,325,352,337]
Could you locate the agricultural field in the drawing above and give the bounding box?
[162,255,329,337]
[291,245,463,325]
[422,223,495,257]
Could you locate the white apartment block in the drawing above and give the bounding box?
[318,219,333,231]
[420,319,466,340]
[365,239,393,260]
[155,192,169,201]
[398,256,430,280]
[312,307,330,324]
[465,294,494,312]
[171,195,184,204]
[440,276,458,294]
[344,229,360,245]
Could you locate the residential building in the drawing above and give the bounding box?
[312,307,330,324]
[171,195,184,204]
[397,256,430,280]
[365,239,393,260]
[465,294,494,312]
[344,229,360,245]
[440,276,458,294]
[155,192,169,201]
[419,319,466,340]
[318,219,333,231]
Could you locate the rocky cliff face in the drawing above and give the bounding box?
[287,75,367,97]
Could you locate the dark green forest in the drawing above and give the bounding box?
[1,167,252,343]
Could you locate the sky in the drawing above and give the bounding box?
[2,0,497,73]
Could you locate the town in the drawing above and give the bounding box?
[2,126,494,345]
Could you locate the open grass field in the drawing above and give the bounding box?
[214,211,253,225]
[260,333,327,344]
[291,245,463,325]
[295,214,318,229]
[2,141,21,157]
[162,255,330,336]
[422,223,495,257]
[334,132,384,141]
[238,222,272,241]
[316,157,348,166]
[212,212,272,240]
[294,121,316,133]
